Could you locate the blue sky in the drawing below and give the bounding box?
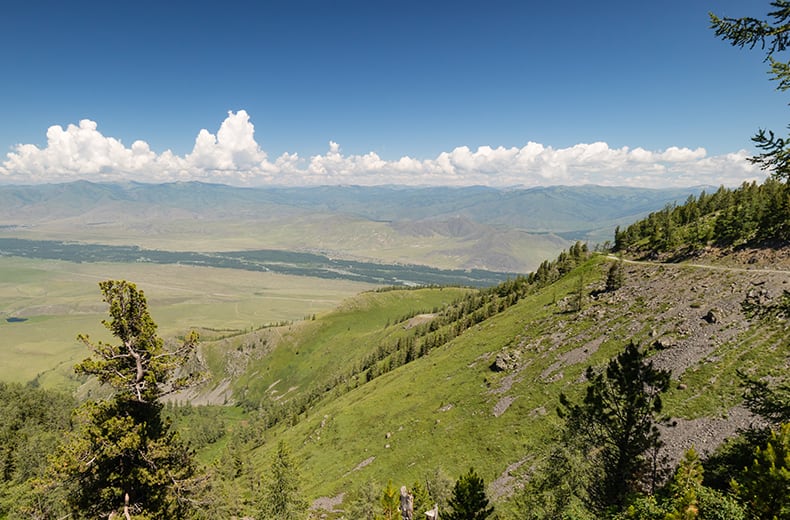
[0,0,783,187]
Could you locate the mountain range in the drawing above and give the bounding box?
[0,181,709,272]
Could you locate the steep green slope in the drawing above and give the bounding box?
[203,248,789,515]
[246,265,599,498]
[230,287,475,413]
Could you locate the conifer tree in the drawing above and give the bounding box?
[665,448,704,520]
[731,423,790,520]
[425,468,454,513]
[739,370,790,425]
[445,467,494,520]
[559,341,670,513]
[605,259,625,292]
[259,440,307,520]
[380,480,400,520]
[410,480,432,517]
[347,479,378,520]
[52,280,200,519]
[512,440,594,520]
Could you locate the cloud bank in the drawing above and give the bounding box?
[0,110,762,188]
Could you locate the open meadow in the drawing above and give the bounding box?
[0,256,375,390]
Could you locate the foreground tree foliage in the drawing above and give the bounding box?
[445,467,494,520]
[739,370,790,426]
[511,440,595,520]
[559,342,671,514]
[612,448,746,520]
[410,479,433,518]
[379,479,400,520]
[345,479,379,520]
[711,1,790,180]
[50,280,201,519]
[731,423,790,520]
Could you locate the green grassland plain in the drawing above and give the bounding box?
[0,256,375,390]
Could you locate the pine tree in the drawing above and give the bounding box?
[665,448,704,520]
[559,341,671,513]
[346,479,378,520]
[512,440,595,520]
[259,440,307,520]
[571,273,585,312]
[731,422,790,520]
[51,280,200,519]
[605,259,625,292]
[445,467,494,520]
[739,369,790,425]
[411,480,432,517]
[380,480,400,520]
[425,468,454,512]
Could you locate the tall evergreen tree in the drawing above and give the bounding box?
[445,467,494,520]
[605,259,625,292]
[259,440,307,520]
[559,341,671,513]
[51,280,200,519]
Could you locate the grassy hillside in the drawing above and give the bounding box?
[188,246,789,516]
[228,286,476,411]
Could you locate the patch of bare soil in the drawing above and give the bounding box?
[493,395,518,417]
[698,244,790,269]
[311,493,345,514]
[659,405,765,466]
[489,458,531,500]
[611,261,789,376]
[403,313,436,329]
[165,377,234,406]
[599,257,789,464]
[344,456,375,477]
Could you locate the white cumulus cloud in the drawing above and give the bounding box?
[0,110,764,188]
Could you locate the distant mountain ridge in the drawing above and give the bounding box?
[0,181,710,227]
[0,181,709,272]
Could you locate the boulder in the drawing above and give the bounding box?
[490,350,520,372]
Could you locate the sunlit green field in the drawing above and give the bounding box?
[0,256,375,389]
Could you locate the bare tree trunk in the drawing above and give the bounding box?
[123,492,132,520]
[399,486,414,520]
